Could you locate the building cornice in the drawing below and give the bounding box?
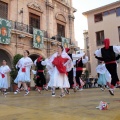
[83,0,120,15]
[46,1,54,9]
[54,0,71,8]
[27,1,43,13]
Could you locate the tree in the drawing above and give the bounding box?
[84,69,89,79]
[10,54,23,84]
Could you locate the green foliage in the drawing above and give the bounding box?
[84,70,89,79]
[10,54,23,84]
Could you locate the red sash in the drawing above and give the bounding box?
[22,67,26,72]
[76,67,83,71]
[1,74,5,78]
[38,70,44,72]
[105,61,116,64]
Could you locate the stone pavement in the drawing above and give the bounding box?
[0,88,120,120]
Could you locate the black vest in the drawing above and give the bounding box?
[101,46,115,62]
[68,54,73,60]
[36,61,44,70]
[76,59,83,68]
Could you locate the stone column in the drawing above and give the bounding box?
[69,14,75,44]
[46,0,54,38]
[46,0,54,57]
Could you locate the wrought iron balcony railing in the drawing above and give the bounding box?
[51,35,71,43]
[11,21,48,38]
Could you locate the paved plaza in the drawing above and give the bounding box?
[0,88,120,120]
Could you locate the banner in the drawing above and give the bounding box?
[61,37,70,48]
[0,18,11,44]
[33,28,44,49]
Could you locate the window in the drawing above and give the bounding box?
[118,27,120,42]
[29,13,40,29]
[0,1,8,19]
[94,13,103,22]
[109,9,115,14]
[96,31,104,46]
[103,9,115,16]
[57,23,65,37]
[103,11,109,16]
[116,7,120,16]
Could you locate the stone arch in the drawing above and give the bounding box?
[29,54,39,62]
[0,48,13,67]
[56,13,67,23]
[0,49,13,89]
[29,52,47,62]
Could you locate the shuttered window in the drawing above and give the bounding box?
[29,13,40,29]
[0,1,8,19]
[57,23,65,37]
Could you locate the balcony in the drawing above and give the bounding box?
[51,35,71,43]
[10,21,48,38]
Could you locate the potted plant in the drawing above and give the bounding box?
[10,54,23,91]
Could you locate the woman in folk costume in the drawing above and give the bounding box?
[0,60,11,95]
[96,61,111,91]
[95,38,120,95]
[14,50,33,96]
[34,56,47,93]
[74,53,88,91]
[47,45,73,97]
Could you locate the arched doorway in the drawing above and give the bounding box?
[0,49,13,90]
[0,49,12,67]
[29,54,39,62]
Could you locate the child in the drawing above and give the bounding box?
[0,60,11,95]
[96,61,111,91]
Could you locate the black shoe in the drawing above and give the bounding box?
[73,87,77,92]
[109,89,114,96]
[64,89,70,94]
[59,93,65,98]
[52,92,55,97]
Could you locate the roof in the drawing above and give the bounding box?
[83,0,120,15]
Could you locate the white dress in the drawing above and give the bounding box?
[46,49,73,88]
[96,64,111,83]
[14,57,33,83]
[0,65,11,89]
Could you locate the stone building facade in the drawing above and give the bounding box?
[0,0,77,88]
[83,1,120,78]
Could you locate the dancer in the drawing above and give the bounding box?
[34,56,47,93]
[47,45,73,97]
[95,38,120,95]
[75,53,88,91]
[96,61,111,91]
[65,48,74,90]
[0,60,11,95]
[65,48,86,92]
[73,64,77,92]
[14,50,33,96]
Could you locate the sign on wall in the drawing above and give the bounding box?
[61,37,70,48]
[33,28,44,49]
[0,18,11,44]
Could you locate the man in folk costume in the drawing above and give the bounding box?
[65,48,74,91]
[95,38,120,95]
[34,56,47,93]
[75,53,88,91]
